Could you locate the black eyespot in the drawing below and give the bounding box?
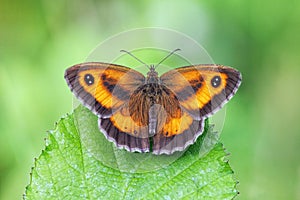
[211,75,221,88]
[84,74,94,86]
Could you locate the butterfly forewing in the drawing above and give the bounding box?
[160,65,242,118]
[64,62,145,118]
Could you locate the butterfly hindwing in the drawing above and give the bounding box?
[99,110,150,153]
[152,112,205,155]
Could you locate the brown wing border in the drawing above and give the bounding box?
[99,117,150,153]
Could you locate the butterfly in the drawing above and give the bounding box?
[64,49,241,155]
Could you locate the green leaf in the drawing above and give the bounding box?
[24,105,238,200]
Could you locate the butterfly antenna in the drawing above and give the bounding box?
[120,50,150,69]
[154,48,181,69]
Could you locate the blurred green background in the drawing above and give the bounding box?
[1,0,300,199]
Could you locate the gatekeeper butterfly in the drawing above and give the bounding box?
[64,49,241,155]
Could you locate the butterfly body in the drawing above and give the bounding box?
[129,81,182,137]
[65,60,241,155]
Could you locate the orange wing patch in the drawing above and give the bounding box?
[77,68,126,109]
[181,71,228,109]
[110,105,149,138]
[161,112,194,137]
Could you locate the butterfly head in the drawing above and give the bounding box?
[120,49,182,84]
[146,64,159,83]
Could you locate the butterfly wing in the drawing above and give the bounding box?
[65,62,151,152]
[160,64,242,119]
[65,62,145,117]
[99,103,151,153]
[152,112,205,155]
[151,65,241,154]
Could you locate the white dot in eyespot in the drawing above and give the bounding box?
[211,76,221,88]
[84,74,94,85]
